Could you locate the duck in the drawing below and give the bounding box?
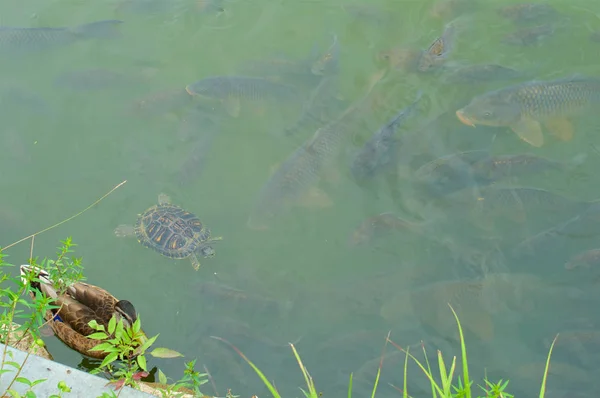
[20,264,145,359]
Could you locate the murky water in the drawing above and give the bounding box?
[3,0,600,396]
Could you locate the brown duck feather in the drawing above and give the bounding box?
[21,265,142,359]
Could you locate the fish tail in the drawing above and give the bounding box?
[70,20,123,39]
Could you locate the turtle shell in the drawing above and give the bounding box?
[134,203,211,259]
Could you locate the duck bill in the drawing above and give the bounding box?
[455,109,476,127]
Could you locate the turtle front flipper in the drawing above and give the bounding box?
[114,224,136,237]
[190,252,201,271]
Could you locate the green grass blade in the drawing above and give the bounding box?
[290,343,318,397]
[388,338,443,397]
[403,347,409,398]
[449,304,471,398]
[347,372,353,398]
[211,336,281,398]
[539,334,558,398]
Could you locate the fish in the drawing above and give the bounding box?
[565,249,600,270]
[417,22,456,72]
[443,64,523,84]
[129,88,192,116]
[497,3,557,25]
[197,282,293,316]
[350,91,423,181]
[449,186,589,223]
[284,75,345,136]
[380,279,495,341]
[412,149,492,197]
[430,0,475,20]
[342,4,389,24]
[0,20,122,52]
[455,76,600,147]
[241,55,316,83]
[470,152,587,182]
[348,212,427,246]
[54,68,140,91]
[247,120,347,230]
[177,107,222,186]
[311,34,340,76]
[502,24,555,46]
[377,47,423,72]
[185,76,300,117]
[247,72,385,230]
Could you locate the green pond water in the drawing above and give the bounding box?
[2,0,600,396]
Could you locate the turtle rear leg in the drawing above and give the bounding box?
[114,224,136,237]
[190,253,201,271]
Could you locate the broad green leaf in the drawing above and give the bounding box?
[133,318,141,334]
[108,316,116,335]
[137,354,147,371]
[150,347,184,358]
[31,378,48,387]
[100,351,119,368]
[5,361,21,369]
[158,369,168,385]
[15,377,33,386]
[87,332,108,340]
[139,334,159,352]
[25,391,36,398]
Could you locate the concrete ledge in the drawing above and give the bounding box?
[0,343,154,398]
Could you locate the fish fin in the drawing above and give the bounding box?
[543,117,574,141]
[223,96,241,118]
[298,187,333,208]
[510,117,544,147]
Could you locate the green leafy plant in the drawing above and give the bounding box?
[0,238,83,398]
[87,316,185,394]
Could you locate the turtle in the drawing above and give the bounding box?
[114,193,222,270]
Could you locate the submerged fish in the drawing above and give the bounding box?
[565,249,600,270]
[443,64,522,84]
[248,72,384,229]
[54,68,139,91]
[351,91,422,181]
[247,120,347,230]
[412,149,492,197]
[430,0,475,20]
[470,152,586,182]
[185,75,300,117]
[311,34,340,76]
[502,24,555,46]
[417,22,456,72]
[497,3,557,25]
[380,279,497,341]
[450,186,589,223]
[348,212,426,246]
[177,107,222,186]
[455,76,600,147]
[377,47,423,72]
[284,75,344,136]
[130,88,192,116]
[0,20,122,52]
